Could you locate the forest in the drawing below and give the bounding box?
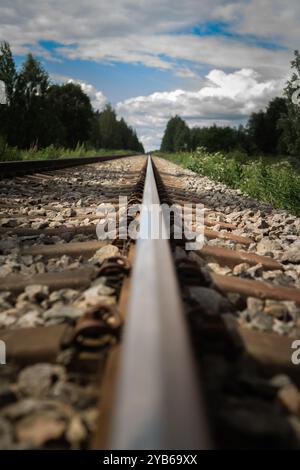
[0,41,144,161]
[159,51,300,215]
[160,51,300,158]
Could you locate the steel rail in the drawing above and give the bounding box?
[109,155,211,450]
[0,153,138,178]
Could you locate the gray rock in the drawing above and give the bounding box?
[35,262,46,274]
[16,311,43,328]
[43,305,82,321]
[0,292,12,311]
[233,263,251,275]
[270,374,293,389]
[282,243,300,263]
[264,300,289,318]
[16,412,66,447]
[250,312,273,332]
[48,289,78,304]
[247,264,263,278]
[0,239,18,254]
[17,364,66,398]
[89,244,119,263]
[66,415,87,446]
[15,298,42,315]
[28,209,46,217]
[256,238,282,255]
[75,284,115,309]
[188,286,231,315]
[0,311,17,328]
[31,221,49,230]
[272,319,294,335]
[21,255,33,266]
[62,208,76,217]
[81,408,98,431]
[246,297,264,315]
[2,399,46,419]
[25,285,49,302]
[207,262,232,275]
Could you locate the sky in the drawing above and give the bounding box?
[0,1,299,151]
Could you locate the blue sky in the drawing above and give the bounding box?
[1,1,298,150]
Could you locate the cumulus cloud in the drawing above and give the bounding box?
[73,81,107,110]
[1,1,297,149]
[116,68,285,150]
[0,0,298,79]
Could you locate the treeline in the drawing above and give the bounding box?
[0,42,144,153]
[161,51,300,158]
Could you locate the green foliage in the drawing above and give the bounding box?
[160,115,190,152]
[0,41,144,154]
[0,41,16,105]
[0,142,135,162]
[13,53,51,148]
[91,105,144,153]
[160,100,288,157]
[278,50,300,157]
[190,125,241,153]
[0,134,22,161]
[159,148,300,216]
[247,97,288,155]
[46,83,93,148]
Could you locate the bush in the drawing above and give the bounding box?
[0,135,22,161]
[161,148,300,216]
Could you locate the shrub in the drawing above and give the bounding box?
[161,148,300,216]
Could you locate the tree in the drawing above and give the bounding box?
[117,117,131,149]
[247,111,268,154]
[98,105,119,149]
[278,50,300,156]
[46,83,93,148]
[190,125,239,152]
[161,116,190,152]
[264,97,287,154]
[91,105,144,152]
[90,111,102,149]
[0,42,17,143]
[0,40,144,153]
[246,97,287,154]
[0,41,17,105]
[13,53,50,148]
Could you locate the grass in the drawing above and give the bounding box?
[0,139,137,162]
[157,148,300,216]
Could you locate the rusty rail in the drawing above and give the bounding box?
[0,153,139,177]
[108,156,211,449]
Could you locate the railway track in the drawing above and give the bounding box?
[0,154,300,450]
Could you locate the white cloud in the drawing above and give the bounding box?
[175,68,198,79]
[1,1,297,150]
[116,68,285,150]
[0,0,298,79]
[72,81,107,111]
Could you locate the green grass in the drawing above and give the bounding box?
[157,148,300,216]
[0,139,137,162]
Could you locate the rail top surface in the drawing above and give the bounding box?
[109,156,211,450]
